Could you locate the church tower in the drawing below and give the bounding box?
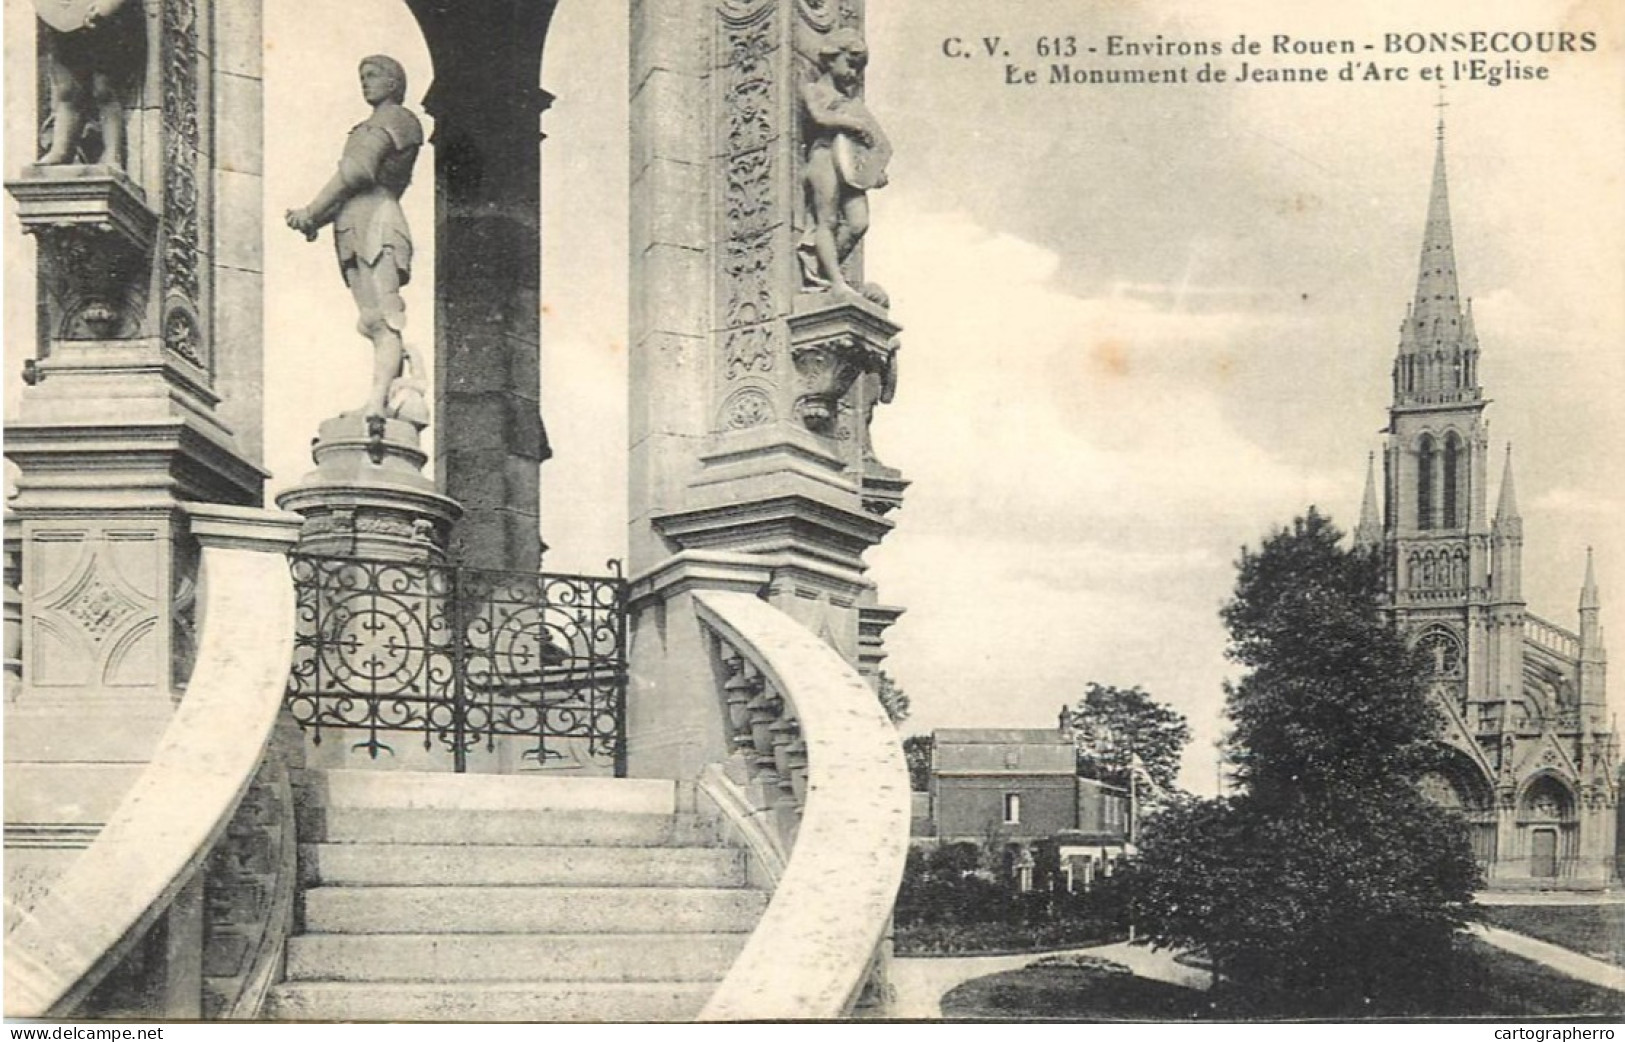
[1369,115,1618,889]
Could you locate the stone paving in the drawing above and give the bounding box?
[1468,923,1625,993]
[1476,890,1625,906]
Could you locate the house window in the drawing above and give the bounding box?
[1003,793,1021,825]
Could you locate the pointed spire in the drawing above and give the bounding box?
[1495,444,1520,524]
[1354,452,1382,548]
[1411,118,1462,328]
[1582,547,1601,611]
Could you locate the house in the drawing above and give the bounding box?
[910,723,1131,889]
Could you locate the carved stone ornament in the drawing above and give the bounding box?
[162,0,206,371]
[717,1,782,410]
[722,387,775,430]
[791,335,865,432]
[786,298,898,435]
[725,325,776,380]
[5,168,157,342]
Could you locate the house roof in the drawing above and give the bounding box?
[933,728,1068,745]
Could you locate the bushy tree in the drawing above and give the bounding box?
[1133,509,1480,1017]
[1068,683,1191,795]
[902,734,933,792]
[876,670,910,725]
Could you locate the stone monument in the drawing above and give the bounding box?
[626,0,908,779]
[5,0,270,921]
[275,56,459,564]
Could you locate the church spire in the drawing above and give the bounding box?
[1582,547,1601,612]
[1495,445,1521,527]
[1354,451,1382,548]
[1393,109,1480,409]
[1411,118,1462,325]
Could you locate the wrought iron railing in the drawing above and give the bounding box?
[285,554,628,774]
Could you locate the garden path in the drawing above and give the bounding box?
[1468,923,1625,994]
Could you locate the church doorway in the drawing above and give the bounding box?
[1530,828,1559,878]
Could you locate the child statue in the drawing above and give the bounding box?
[285,55,428,426]
[35,0,142,168]
[798,28,891,295]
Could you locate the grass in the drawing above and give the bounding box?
[1479,905,1625,967]
[935,937,1625,1021]
[939,954,1210,1021]
[1446,936,1625,1019]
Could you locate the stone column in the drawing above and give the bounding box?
[626,0,909,778]
[3,0,268,911]
[404,0,559,573]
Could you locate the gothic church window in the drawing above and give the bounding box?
[1443,433,1461,528]
[1416,626,1463,677]
[1418,434,1435,529]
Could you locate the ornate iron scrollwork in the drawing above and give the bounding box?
[285,554,629,774]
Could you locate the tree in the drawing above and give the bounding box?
[876,670,910,725]
[1068,683,1191,796]
[902,734,933,792]
[1132,509,1480,1017]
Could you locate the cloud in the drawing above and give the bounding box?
[865,206,1342,791]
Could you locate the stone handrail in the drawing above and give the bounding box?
[3,506,301,1017]
[692,590,911,1021]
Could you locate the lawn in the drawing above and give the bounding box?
[1479,905,1625,967]
[939,954,1210,1021]
[937,938,1625,1020]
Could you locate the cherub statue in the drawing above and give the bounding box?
[285,55,427,426]
[798,28,891,295]
[35,0,141,168]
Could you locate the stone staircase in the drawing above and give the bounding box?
[265,769,765,1023]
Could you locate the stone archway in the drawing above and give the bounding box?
[1517,772,1577,879]
[1419,746,1497,864]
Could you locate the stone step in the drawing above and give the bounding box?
[314,770,676,816]
[306,806,720,848]
[285,931,749,983]
[302,885,770,935]
[264,980,714,1023]
[301,842,748,889]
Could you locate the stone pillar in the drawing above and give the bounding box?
[404,0,559,573]
[3,0,268,911]
[626,0,908,778]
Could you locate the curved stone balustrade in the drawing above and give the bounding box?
[3,506,301,1018]
[692,591,911,1021]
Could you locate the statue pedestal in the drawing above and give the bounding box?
[275,415,461,563]
[276,416,464,773]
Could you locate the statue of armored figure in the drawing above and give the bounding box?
[35,0,142,169]
[798,28,891,296]
[286,55,428,427]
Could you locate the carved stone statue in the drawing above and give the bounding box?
[35,0,142,168]
[286,55,426,425]
[797,28,890,295]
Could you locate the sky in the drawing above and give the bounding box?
[5,0,1623,794]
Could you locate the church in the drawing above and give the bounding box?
[1352,119,1619,889]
